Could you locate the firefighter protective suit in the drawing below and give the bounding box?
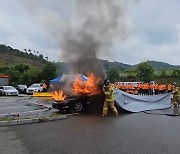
[102,85,118,116]
[172,86,180,107]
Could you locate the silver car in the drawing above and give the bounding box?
[26,83,43,95]
[0,86,19,96]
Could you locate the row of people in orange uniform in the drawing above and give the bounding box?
[113,83,173,95]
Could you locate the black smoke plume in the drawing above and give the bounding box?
[21,0,138,79]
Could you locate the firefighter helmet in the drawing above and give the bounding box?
[104,79,110,86]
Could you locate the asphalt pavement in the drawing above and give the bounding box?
[1,111,180,154]
[0,95,48,114]
[0,127,27,154]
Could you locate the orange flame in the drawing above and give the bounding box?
[52,90,67,101]
[73,73,101,95]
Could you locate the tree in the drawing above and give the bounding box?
[124,69,136,80]
[40,62,56,84]
[136,62,154,83]
[107,67,120,82]
[44,56,49,61]
[38,54,44,59]
[5,64,32,85]
[5,68,21,85]
[24,49,27,53]
[15,64,30,73]
[171,69,180,77]
[160,69,167,77]
[23,67,41,86]
[28,49,32,54]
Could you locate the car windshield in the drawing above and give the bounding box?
[30,84,40,88]
[18,85,27,88]
[4,86,15,90]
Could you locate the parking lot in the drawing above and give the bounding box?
[0,95,53,116]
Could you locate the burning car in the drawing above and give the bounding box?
[52,93,104,113]
[52,95,90,113]
[51,73,104,113]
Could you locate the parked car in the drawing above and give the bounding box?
[26,83,43,95]
[0,86,19,96]
[52,94,105,113]
[16,85,27,94]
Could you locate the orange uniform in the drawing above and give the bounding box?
[167,84,173,93]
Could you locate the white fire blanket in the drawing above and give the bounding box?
[114,90,171,112]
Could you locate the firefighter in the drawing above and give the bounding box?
[102,80,118,117]
[172,86,180,107]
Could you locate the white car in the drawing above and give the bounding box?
[26,83,43,95]
[0,86,19,96]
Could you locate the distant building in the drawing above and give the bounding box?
[0,75,9,86]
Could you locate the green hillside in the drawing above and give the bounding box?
[132,60,180,70]
[1,44,180,73]
[0,44,47,69]
[56,59,180,73]
[0,44,179,85]
[0,44,56,86]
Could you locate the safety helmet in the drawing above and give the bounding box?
[104,79,110,86]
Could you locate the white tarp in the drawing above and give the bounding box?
[114,90,171,112]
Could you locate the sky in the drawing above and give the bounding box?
[0,0,180,65]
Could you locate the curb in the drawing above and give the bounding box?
[0,115,67,127]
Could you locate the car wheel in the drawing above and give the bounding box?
[72,101,83,112]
